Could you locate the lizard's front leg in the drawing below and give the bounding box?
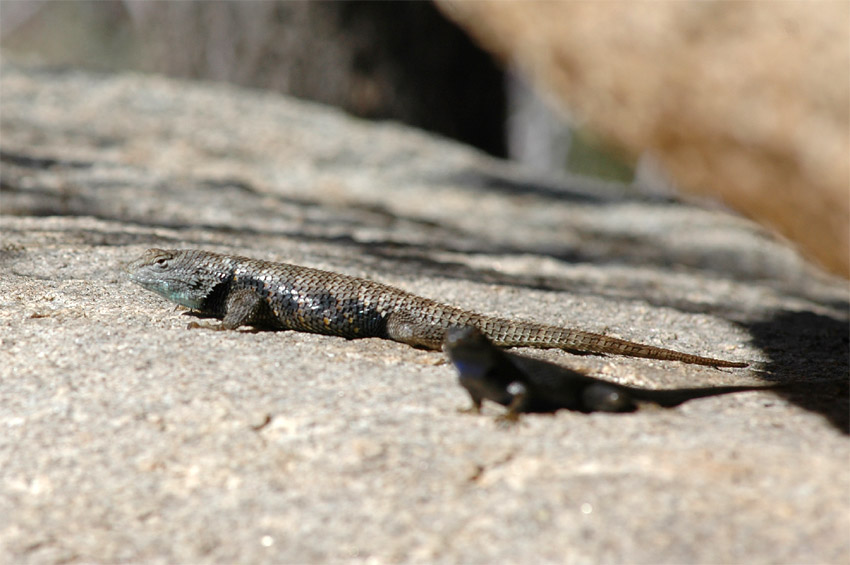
[188,288,264,331]
[495,381,531,425]
[458,394,484,415]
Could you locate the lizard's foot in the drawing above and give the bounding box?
[187,320,225,331]
[495,411,522,428]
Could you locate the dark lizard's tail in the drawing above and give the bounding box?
[625,385,774,407]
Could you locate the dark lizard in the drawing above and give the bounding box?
[443,326,771,421]
[125,248,747,368]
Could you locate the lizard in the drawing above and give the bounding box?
[443,326,770,421]
[125,248,747,368]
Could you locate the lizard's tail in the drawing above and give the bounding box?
[627,385,773,407]
[475,317,748,368]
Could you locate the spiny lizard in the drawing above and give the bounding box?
[125,248,747,368]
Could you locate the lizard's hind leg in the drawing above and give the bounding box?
[385,310,449,349]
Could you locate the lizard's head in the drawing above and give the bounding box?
[443,325,523,408]
[125,248,231,310]
[442,326,499,377]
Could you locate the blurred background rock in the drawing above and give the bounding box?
[1,1,508,157]
[2,1,847,277]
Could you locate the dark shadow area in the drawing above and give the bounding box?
[437,169,646,206]
[744,310,850,434]
[334,1,508,156]
[0,149,94,170]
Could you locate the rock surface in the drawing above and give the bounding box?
[1,62,848,563]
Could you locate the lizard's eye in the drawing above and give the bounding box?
[154,257,169,267]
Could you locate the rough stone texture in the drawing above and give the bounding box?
[437,1,850,278]
[1,62,848,563]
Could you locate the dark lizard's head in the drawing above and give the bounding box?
[443,326,500,377]
[125,248,233,310]
[443,326,520,406]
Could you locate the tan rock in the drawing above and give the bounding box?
[438,1,850,277]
